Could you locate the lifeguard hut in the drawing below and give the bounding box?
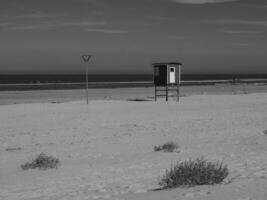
[152,62,182,101]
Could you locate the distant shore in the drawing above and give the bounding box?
[0,82,266,105]
[0,79,267,91]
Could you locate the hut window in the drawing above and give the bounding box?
[170,67,175,72]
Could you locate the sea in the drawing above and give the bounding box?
[2,74,267,84]
[0,74,267,91]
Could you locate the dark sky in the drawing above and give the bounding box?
[0,0,267,74]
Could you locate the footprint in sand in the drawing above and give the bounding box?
[237,197,253,200]
[198,190,211,196]
[253,169,267,179]
[183,192,195,198]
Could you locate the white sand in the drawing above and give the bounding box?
[0,93,267,200]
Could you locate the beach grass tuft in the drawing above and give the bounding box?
[159,157,228,188]
[6,147,23,152]
[154,142,179,152]
[21,153,60,170]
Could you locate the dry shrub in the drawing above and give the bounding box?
[159,157,228,188]
[154,142,179,152]
[21,153,60,170]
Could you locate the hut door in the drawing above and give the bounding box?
[169,67,175,84]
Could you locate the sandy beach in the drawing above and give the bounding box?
[1,83,267,105]
[0,85,267,200]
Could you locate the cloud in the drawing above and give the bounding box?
[8,21,107,30]
[231,42,250,46]
[239,3,267,9]
[205,19,267,26]
[170,35,188,39]
[149,16,174,21]
[221,29,263,34]
[2,9,67,20]
[84,28,131,34]
[0,23,12,27]
[13,12,66,19]
[171,0,239,4]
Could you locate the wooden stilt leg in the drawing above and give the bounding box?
[166,86,168,101]
[177,84,180,102]
[155,86,157,101]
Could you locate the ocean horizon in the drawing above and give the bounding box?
[1,74,267,84]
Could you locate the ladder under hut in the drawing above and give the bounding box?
[154,84,180,102]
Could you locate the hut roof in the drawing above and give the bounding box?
[152,62,182,66]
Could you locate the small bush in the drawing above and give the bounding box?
[154,142,179,152]
[159,157,228,188]
[21,153,60,170]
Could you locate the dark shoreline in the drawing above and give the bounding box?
[1,74,267,84]
[1,73,267,91]
[0,79,267,91]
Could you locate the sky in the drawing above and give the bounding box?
[0,0,267,74]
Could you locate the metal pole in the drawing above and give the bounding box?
[82,55,91,105]
[86,62,89,104]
